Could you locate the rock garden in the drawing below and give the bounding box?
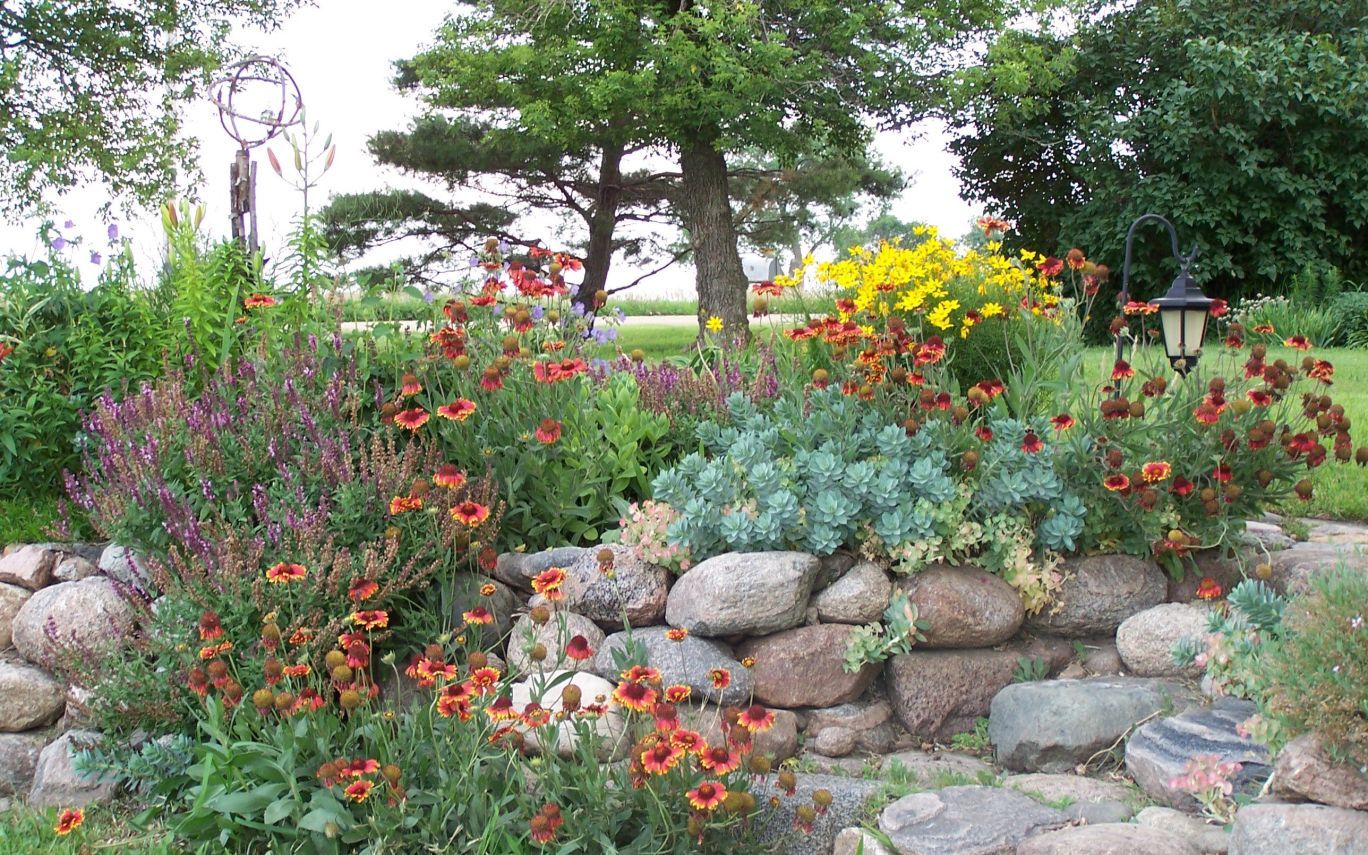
[1,227,1366,854]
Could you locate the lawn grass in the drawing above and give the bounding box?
[339,291,839,321]
[608,323,700,361]
[0,494,66,546]
[0,802,174,855]
[1078,344,1368,522]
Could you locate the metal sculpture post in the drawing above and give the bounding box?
[209,57,303,254]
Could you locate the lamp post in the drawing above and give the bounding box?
[1116,214,1212,375]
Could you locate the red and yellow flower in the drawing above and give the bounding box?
[450,501,491,527]
[1195,577,1224,600]
[462,607,494,626]
[737,704,776,733]
[54,808,84,836]
[343,780,375,803]
[1051,413,1075,431]
[434,464,467,489]
[351,610,389,630]
[244,293,278,309]
[565,635,594,661]
[612,680,658,713]
[687,781,729,811]
[265,562,307,583]
[389,495,423,515]
[394,408,430,431]
[1103,474,1131,492]
[531,567,567,601]
[437,399,477,421]
[640,741,685,775]
[535,419,562,444]
[349,577,379,601]
[708,668,731,690]
[1141,461,1172,483]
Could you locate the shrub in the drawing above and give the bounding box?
[1260,568,1368,765]
[0,251,169,490]
[381,246,679,550]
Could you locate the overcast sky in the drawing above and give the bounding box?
[0,1,979,298]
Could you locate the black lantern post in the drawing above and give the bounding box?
[1116,213,1212,375]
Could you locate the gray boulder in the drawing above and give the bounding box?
[755,772,883,855]
[899,565,1023,648]
[1229,802,1368,855]
[492,547,588,590]
[0,546,55,591]
[449,573,519,637]
[0,583,31,648]
[1116,603,1211,677]
[990,677,1192,772]
[1125,698,1271,810]
[591,626,752,706]
[97,544,151,589]
[1017,823,1201,855]
[12,577,135,667]
[1135,806,1233,854]
[0,662,65,732]
[814,561,892,624]
[665,552,819,637]
[1002,773,1140,824]
[28,730,117,808]
[1026,554,1166,637]
[877,785,1067,854]
[0,732,46,795]
[559,545,668,629]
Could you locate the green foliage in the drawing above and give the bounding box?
[0,249,169,491]
[0,494,87,544]
[0,0,304,214]
[0,801,175,855]
[948,717,993,755]
[949,1,1368,300]
[1261,568,1368,764]
[844,590,928,672]
[1012,655,1048,683]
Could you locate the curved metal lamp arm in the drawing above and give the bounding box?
[1119,213,1198,304]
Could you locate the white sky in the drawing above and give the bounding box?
[0,1,979,299]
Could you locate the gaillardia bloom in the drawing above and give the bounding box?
[351,610,389,630]
[665,627,688,642]
[737,704,776,733]
[343,780,375,803]
[640,741,685,775]
[534,418,562,444]
[612,680,658,713]
[1284,335,1312,351]
[688,781,728,811]
[463,607,494,626]
[389,495,423,515]
[1195,577,1223,600]
[450,501,491,527]
[1141,461,1172,483]
[1051,413,1075,431]
[349,577,379,601]
[708,668,731,690]
[266,562,307,583]
[531,567,567,600]
[1020,431,1044,454]
[565,635,594,661]
[434,464,467,489]
[244,293,278,309]
[54,808,84,835]
[437,399,477,421]
[394,408,430,431]
[1103,474,1131,492]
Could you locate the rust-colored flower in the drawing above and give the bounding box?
[265,562,307,583]
[389,495,423,515]
[450,501,491,527]
[437,399,477,421]
[914,336,946,365]
[400,373,423,396]
[343,779,375,803]
[340,758,380,778]
[1066,248,1086,270]
[1208,298,1229,318]
[1051,413,1075,431]
[709,668,731,690]
[534,418,562,444]
[1193,403,1221,425]
[462,607,494,626]
[688,781,729,811]
[434,464,467,489]
[664,684,692,704]
[349,577,379,602]
[1112,359,1135,381]
[1141,461,1172,483]
[531,566,567,601]
[1103,474,1131,492]
[479,582,497,597]
[1252,323,1275,334]
[393,407,430,431]
[54,808,84,836]
[612,680,658,713]
[486,694,516,721]
[975,426,994,443]
[469,666,500,693]
[1037,257,1064,278]
[665,627,688,642]
[622,664,661,684]
[1021,431,1044,454]
[737,704,776,733]
[1195,577,1223,600]
[198,611,223,641]
[1284,335,1312,351]
[284,664,311,678]
[351,610,389,630]
[1212,463,1233,483]
[565,635,594,661]
[244,293,278,309]
[1247,389,1273,407]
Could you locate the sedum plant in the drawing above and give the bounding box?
[651,388,1086,598]
[843,591,928,672]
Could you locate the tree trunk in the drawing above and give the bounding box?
[679,139,749,342]
[575,140,626,309]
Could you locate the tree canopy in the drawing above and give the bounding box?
[0,0,303,216]
[405,0,1009,331]
[948,0,1368,298]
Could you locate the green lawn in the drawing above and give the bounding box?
[0,494,66,544]
[0,802,173,855]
